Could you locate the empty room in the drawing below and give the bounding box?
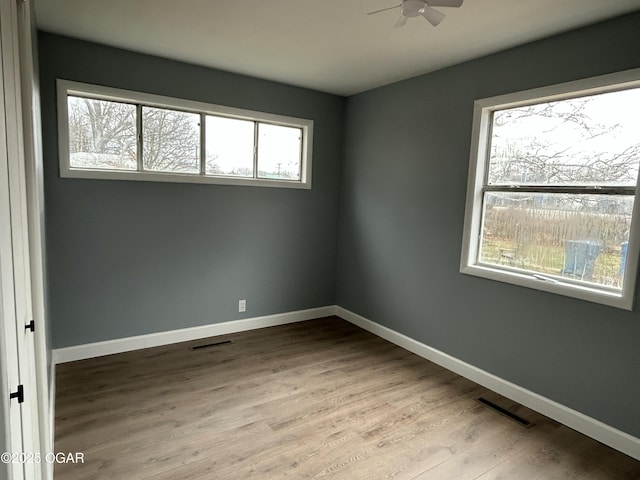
[2,1,640,479]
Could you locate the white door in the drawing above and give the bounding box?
[0,141,27,478]
[0,0,42,478]
[0,32,28,480]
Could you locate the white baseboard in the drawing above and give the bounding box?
[52,306,336,364]
[52,304,640,460]
[335,306,640,461]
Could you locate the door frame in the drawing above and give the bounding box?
[0,0,50,478]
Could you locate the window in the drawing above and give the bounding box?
[67,96,137,171]
[461,70,640,309]
[58,80,313,188]
[142,106,200,174]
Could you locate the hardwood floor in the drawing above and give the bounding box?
[54,316,640,479]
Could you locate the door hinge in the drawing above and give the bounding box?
[25,320,35,332]
[9,385,24,404]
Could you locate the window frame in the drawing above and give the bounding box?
[57,79,313,189]
[460,69,640,310]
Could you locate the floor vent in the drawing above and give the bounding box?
[191,340,232,350]
[476,397,533,428]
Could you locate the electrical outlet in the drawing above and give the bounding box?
[238,299,246,312]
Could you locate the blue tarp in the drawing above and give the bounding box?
[562,240,601,280]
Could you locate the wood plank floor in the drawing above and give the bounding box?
[54,316,640,479]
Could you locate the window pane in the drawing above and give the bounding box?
[205,115,254,177]
[480,192,634,289]
[488,88,640,186]
[142,107,200,174]
[67,96,137,170]
[257,124,302,180]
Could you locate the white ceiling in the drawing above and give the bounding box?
[34,0,640,96]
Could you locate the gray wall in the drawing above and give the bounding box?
[336,12,640,438]
[39,33,345,348]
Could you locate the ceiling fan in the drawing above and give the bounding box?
[368,0,463,28]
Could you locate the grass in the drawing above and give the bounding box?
[481,238,623,288]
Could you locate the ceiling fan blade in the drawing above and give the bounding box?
[426,0,463,7]
[394,15,408,28]
[422,6,445,26]
[367,3,402,15]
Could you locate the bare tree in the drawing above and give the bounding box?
[489,97,640,187]
[68,97,136,169]
[142,107,200,173]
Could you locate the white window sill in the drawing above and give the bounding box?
[461,263,631,310]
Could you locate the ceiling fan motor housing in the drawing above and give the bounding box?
[402,0,428,17]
